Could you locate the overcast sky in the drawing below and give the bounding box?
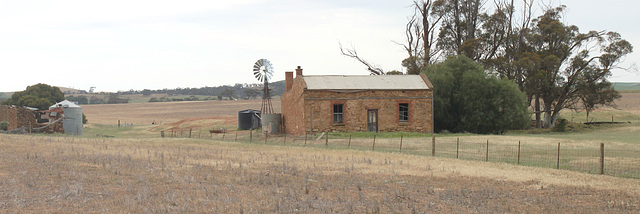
[0,0,638,92]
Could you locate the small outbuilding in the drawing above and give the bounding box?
[50,100,83,135]
[238,109,261,130]
[281,66,434,136]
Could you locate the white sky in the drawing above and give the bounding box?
[0,0,638,92]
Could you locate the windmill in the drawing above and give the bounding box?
[253,59,274,114]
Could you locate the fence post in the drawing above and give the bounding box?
[325,132,329,148]
[283,133,286,144]
[400,135,403,152]
[557,143,560,169]
[235,132,238,142]
[250,129,253,143]
[456,137,459,159]
[372,134,376,151]
[161,131,165,138]
[431,134,435,156]
[348,135,351,148]
[304,134,307,146]
[485,140,489,162]
[600,143,605,175]
[265,133,268,144]
[517,141,521,165]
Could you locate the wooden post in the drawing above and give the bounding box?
[189,128,192,138]
[372,134,376,151]
[557,143,561,169]
[265,133,268,144]
[348,135,352,148]
[485,140,489,162]
[456,137,460,159]
[325,132,329,148]
[431,135,436,156]
[235,132,238,142]
[517,141,521,165]
[118,120,120,128]
[600,143,605,175]
[611,115,614,124]
[161,131,165,138]
[399,135,403,152]
[304,134,307,146]
[283,133,286,144]
[250,129,253,143]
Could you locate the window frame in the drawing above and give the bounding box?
[333,103,344,124]
[398,103,409,123]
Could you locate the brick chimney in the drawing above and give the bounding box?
[295,66,303,77]
[285,71,293,92]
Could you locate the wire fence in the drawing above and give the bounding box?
[162,129,640,179]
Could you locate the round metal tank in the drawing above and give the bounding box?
[50,100,83,135]
[238,109,261,130]
[261,113,282,134]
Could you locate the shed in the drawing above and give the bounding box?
[49,100,83,135]
[238,109,261,130]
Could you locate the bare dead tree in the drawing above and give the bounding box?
[339,42,385,75]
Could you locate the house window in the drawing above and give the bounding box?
[399,103,409,122]
[333,104,344,124]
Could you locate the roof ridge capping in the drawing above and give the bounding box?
[303,74,431,90]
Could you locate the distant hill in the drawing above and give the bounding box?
[612,82,640,91]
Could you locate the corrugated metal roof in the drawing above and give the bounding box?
[303,75,429,90]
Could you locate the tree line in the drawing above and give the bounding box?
[344,0,632,133]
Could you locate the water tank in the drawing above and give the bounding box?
[261,113,282,134]
[238,109,261,130]
[50,100,83,135]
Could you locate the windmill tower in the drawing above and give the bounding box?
[253,59,274,114]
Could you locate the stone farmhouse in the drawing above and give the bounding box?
[281,66,434,136]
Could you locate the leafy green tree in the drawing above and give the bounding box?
[425,55,529,134]
[575,70,620,123]
[90,96,105,104]
[243,88,260,100]
[1,83,64,110]
[220,88,235,100]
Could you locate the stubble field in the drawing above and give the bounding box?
[2,95,640,212]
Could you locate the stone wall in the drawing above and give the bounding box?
[281,82,434,136]
[0,105,37,130]
[281,76,307,136]
[304,90,433,134]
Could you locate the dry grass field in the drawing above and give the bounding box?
[1,135,640,213]
[2,96,640,212]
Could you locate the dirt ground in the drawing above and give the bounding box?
[0,135,639,213]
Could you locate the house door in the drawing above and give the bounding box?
[367,109,378,132]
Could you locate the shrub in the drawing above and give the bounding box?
[0,121,8,131]
[553,118,568,132]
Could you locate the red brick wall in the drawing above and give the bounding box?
[281,82,434,136]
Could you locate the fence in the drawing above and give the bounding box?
[162,129,640,179]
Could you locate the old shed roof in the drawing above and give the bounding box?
[303,75,430,90]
